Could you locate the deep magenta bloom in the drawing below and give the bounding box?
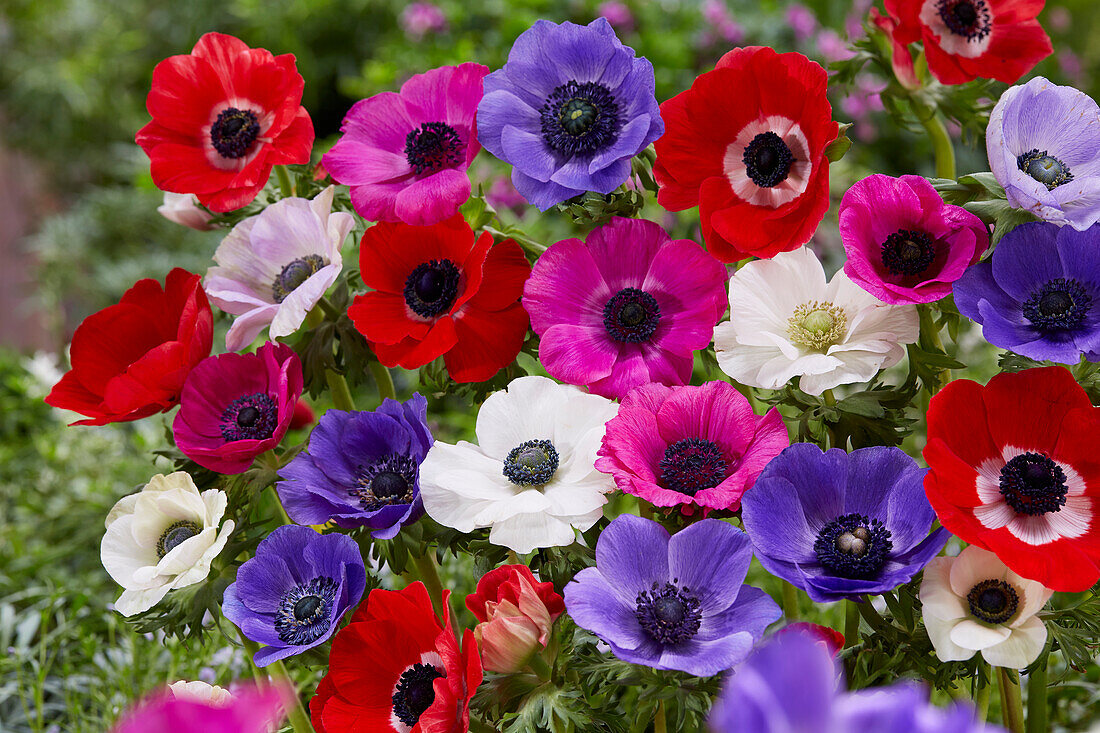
[596,381,789,512]
[173,342,303,474]
[321,63,489,226]
[839,174,988,304]
[112,685,287,733]
[523,217,727,400]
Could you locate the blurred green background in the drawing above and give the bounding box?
[1,0,1098,730]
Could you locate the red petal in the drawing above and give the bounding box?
[370,317,459,370]
[266,107,315,165]
[982,367,1090,456]
[465,239,529,313]
[925,377,1001,467]
[348,291,431,345]
[445,302,529,383]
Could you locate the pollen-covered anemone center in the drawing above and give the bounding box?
[539,80,622,156]
[210,107,261,159]
[157,520,201,558]
[787,301,847,350]
[220,392,278,442]
[404,259,461,318]
[659,438,730,496]
[351,453,418,510]
[998,452,1069,516]
[814,513,893,579]
[272,254,326,303]
[967,579,1020,624]
[603,287,661,343]
[881,229,936,277]
[274,576,339,645]
[1017,149,1074,191]
[503,439,560,486]
[937,0,991,41]
[743,131,794,188]
[404,122,466,176]
[392,662,445,727]
[634,582,702,644]
[1023,278,1092,332]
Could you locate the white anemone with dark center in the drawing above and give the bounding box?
[390,652,446,731]
[920,0,993,57]
[723,115,811,208]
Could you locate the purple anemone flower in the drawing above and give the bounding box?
[277,394,433,539]
[477,18,663,210]
[709,630,1001,733]
[987,76,1100,231]
[223,525,366,667]
[522,217,727,400]
[563,514,780,676]
[953,221,1100,364]
[740,443,948,603]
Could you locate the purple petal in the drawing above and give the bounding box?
[667,519,754,614]
[564,567,649,650]
[594,514,670,603]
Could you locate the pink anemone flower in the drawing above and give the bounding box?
[321,63,489,226]
[112,684,287,733]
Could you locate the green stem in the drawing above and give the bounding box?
[271,659,316,733]
[844,599,861,648]
[781,581,800,621]
[976,669,992,722]
[275,165,295,199]
[483,225,547,255]
[822,389,836,407]
[369,359,396,402]
[654,700,667,733]
[325,369,356,411]
[998,667,1025,733]
[413,549,452,632]
[910,97,956,180]
[856,599,887,634]
[316,296,340,320]
[526,650,553,682]
[270,484,293,526]
[240,637,267,686]
[1025,648,1049,733]
[638,499,654,521]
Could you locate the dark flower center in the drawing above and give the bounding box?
[539,80,622,156]
[603,288,661,343]
[156,520,201,558]
[1022,279,1091,332]
[814,513,893,579]
[404,122,466,176]
[742,131,794,188]
[881,229,936,277]
[967,579,1020,625]
[392,662,445,727]
[272,254,326,303]
[634,582,702,644]
[403,259,461,318]
[936,0,991,41]
[503,439,559,486]
[210,107,261,159]
[1017,149,1074,191]
[220,393,278,442]
[350,453,418,511]
[659,438,730,496]
[275,576,339,645]
[998,452,1068,516]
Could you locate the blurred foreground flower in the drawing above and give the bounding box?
[113,683,287,733]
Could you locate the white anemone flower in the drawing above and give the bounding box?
[920,545,1053,668]
[158,192,216,231]
[713,246,919,395]
[204,185,355,352]
[168,680,234,706]
[419,376,618,554]
[101,472,235,616]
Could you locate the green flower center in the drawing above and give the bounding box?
[788,301,847,350]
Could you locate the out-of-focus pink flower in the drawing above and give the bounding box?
[113,684,287,733]
[485,174,527,217]
[844,0,874,39]
[1048,6,1071,33]
[598,1,635,32]
[1058,50,1084,85]
[702,0,744,44]
[158,192,216,231]
[399,2,447,40]
[786,3,818,41]
[816,29,856,62]
[465,565,565,673]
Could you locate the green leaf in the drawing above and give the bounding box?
[824,122,853,162]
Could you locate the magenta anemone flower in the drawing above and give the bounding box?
[173,342,304,474]
[522,217,727,400]
[112,684,287,733]
[596,381,789,512]
[321,63,489,226]
[839,174,988,304]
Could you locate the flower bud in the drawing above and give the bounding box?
[465,564,564,673]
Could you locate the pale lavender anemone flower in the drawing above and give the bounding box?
[987,77,1100,231]
[563,514,780,677]
[204,186,353,352]
[477,18,663,210]
[709,631,1002,733]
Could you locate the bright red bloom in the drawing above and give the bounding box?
[348,214,531,383]
[654,47,837,263]
[880,0,1052,85]
[136,33,314,213]
[46,268,212,426]
[924,366,1100,592]
[465,565,564,673]
[310,582,482,733]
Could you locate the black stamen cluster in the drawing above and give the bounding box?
[603,287,660,343]
[157,520,201,559]
[998,452,1068,516]
[936,0,992,41]
[881,229,936,277]
[742,131,794,188]
[1017,149,1074,190]
[1022,278,1091,332]
[967,579,1020,625]
[350,453,419,510]
[539,80,622,156]
[403,259,461,318]
[210,107,260,159]
[220,392,278,442]
[274,576,339,645]
[659,438,730,496]
[814,513,893,579]
[503,439,560,486]
[634,582,702,644]
[273,255,326,303]
[404,122,465,175]
[392,663,444,727]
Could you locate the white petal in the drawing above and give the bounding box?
[104,493,141,529]
[200,489,228,528]
[474,376,563,457]
[974,501,1015,531]
[157,526,218,576]
[1007,572,1054,627]
[1007,514,1062,545]
[488,512,579,554]
[949,619,1013,651]
[115,583,172,617]
[981,617,1047,669]
[949,545,1011,597]
[101,514,158,588]
[919,557,968,621]
[924,614,976,662]
[269,264,341,338]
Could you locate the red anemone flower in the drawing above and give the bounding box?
[924,366,1100,592]
[880,0,1052,85]
[654,47,837,263]
[348,214,531,383]
[46,268,212,425]
[310,582,482,733]
[136,33,315,213]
